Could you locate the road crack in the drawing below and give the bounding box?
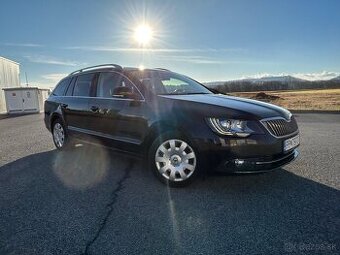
[82,162,134,255]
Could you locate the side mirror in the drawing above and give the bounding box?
[112,86,140,100]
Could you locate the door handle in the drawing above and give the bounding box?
[91,106,99,112]
[61,103,68,108]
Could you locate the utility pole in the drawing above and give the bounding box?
[25,72,28,87]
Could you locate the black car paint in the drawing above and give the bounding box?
[44,68,299,172]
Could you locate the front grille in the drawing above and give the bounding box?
[261,116,298,137]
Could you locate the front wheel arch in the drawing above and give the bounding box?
[142,121,197,154]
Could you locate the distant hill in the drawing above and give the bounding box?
[331,75,340,81]
[204,75,340,93]
[240,75,304,84]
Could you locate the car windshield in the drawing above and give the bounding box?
[126,70,212,95]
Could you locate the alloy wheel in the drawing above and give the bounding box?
[53,123,65,148]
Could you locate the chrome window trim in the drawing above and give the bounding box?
[260,116,299,139]
[60,95,145,102]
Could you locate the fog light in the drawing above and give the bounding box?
[234,159,245,166]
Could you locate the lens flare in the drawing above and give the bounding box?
[134,24,153,46]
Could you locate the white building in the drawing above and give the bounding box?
[1,56,51,114]
[0,56,20,113]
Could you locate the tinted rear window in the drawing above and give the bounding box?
[73,74,95,97]
[52,78,71,96]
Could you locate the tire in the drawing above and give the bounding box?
[148,131,200,187]
[52,118,72,150]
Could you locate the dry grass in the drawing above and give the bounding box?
[230,88,340,111]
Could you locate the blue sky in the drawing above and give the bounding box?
[1,0,339,88]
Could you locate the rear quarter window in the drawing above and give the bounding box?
[52,78,71,96]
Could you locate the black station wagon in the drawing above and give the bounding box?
[44,64,300,186]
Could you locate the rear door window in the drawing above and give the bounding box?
[73,74,95,97]
[96,72,122,98]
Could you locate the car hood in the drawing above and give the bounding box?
[158,94,291,120]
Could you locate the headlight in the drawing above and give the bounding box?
[206,118,254,137]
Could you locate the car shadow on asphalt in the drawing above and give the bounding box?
[0,147,339,254]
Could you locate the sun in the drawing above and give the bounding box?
[134,24,153,46]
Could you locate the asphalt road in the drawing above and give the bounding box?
[0,113,339,254]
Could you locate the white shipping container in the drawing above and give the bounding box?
[3,87,50,114]
[38,89,50,112]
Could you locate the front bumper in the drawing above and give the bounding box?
[189,120,299,173]
[216,149,299,173]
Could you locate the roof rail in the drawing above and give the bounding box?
[68,64,123,76]
[155,68,171,72]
